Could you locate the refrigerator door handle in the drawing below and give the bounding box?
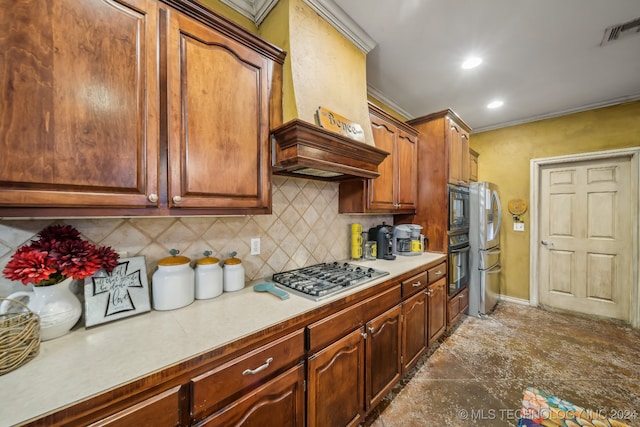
[487,264,502,274]
[493,190,502,237]
[486,248,501,256]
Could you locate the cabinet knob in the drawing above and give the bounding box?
[147,193,158,203]
[172,195,183,204]
[426,290,433,296]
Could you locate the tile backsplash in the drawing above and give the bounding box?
[0,176,392,296]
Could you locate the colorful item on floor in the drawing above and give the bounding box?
[517,387,631,427]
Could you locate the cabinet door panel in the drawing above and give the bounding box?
[307,328,365,427]
[402,291,427,372]
[396,131,417,208]
[199,363,305,427]
[167,11,270,210]
[428,278,447,346]
[0,0,159,208]
[366,305,402,410]
[368,117,395,210]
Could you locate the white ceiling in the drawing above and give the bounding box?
[331,0,640,132]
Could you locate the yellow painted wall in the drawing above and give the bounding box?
[284,0,374,144]
[258,0,297,121]
[471,100,640,300]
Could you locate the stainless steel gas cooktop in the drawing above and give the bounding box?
[272,262,389,301]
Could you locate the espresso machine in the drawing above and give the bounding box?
[368,222,395,260]
[393,224,424,256]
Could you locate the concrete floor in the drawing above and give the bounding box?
[362,302,640,427]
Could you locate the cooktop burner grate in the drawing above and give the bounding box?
[272,262,389,301]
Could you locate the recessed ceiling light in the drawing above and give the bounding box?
[461,57,482,69]
[487,100,504,109]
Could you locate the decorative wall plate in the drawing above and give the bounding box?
[508,198,528,216]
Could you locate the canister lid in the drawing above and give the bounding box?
[158,255,191,266]
[197,256,220,265]
[224,257,242,265]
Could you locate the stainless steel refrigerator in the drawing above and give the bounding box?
[468,181,502,317]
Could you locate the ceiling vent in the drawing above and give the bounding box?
[601,17,640,46]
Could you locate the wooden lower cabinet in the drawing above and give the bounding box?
[22,260,453,427]
[427,278,447,346]
[307,328,366,427]
[447,287,469,327]
[197,363,305,427]
[366,305,403,410]
[401,291,427,372]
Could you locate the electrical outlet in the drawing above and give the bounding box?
[250,238,261,255]
[514,222,525,232]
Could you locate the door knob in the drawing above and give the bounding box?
[541,240,554,247]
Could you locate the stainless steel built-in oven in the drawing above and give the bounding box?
[448,233,470,296]
[448,184,470,232]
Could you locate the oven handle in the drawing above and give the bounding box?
[450,245,470,254]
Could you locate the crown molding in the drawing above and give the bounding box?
[219,0,278,26]
[472,92,640,133]
[301,0,376,53]
[367,84,414,120]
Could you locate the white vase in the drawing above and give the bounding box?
[1,277,82,341]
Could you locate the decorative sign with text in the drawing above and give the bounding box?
[84,256,150,327]
[315,106,366,142]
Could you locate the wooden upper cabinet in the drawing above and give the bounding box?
[0,0,159,209]
[397,109,472,252]
[0,0,284,216]
[367,115,397,210]
[165,8,273,212]
[447,117,470,186]
[339,103,417,214]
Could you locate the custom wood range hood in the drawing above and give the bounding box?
[271,119,389,181]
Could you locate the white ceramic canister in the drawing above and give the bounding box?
[152,252,195,310]
[223,256,245,292]
[195,252,223,299]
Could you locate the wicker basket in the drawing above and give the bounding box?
[0,297,40,376]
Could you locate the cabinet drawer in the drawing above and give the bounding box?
[89,386,182,427]
[427,262,446,284]
[401,271,428,298]
[307,284,401,354]
[190,329,305,420]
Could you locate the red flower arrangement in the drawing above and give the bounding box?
[3,225,120,286]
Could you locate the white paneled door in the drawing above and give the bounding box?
[538,156,632,321]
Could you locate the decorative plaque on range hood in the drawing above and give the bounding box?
[271,119,389,181]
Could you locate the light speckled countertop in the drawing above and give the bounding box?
[0,253,445,426]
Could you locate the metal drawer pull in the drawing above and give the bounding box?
[242,357,273,376]
[433,270,443,275]
[412,281,422,287]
